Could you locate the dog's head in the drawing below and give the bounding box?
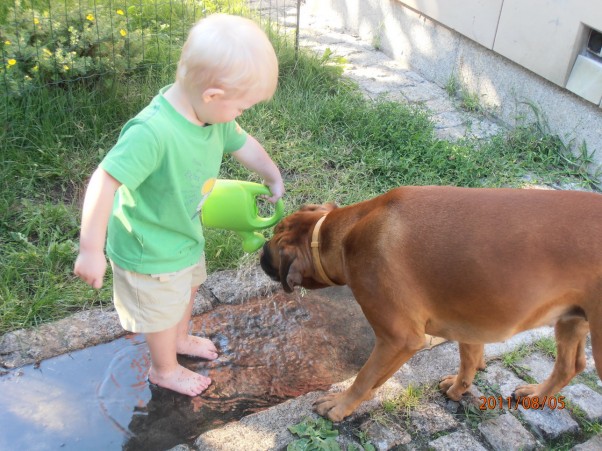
[260,202,338,293]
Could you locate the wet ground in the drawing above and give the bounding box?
[0,286,374,451]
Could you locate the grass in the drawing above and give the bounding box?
[1,8,599,335]
[380,384,430,417]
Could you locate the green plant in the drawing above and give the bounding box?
[573,371,602,394]
[533,336,557,359]
[459,88,482,113]
[582,419,602,436]
[371,22,384,51]
[381,384,426,416]
[444,75,482,112]
[1,0,147,94]
[0,0,249,96]
[445,74,460,97]
[349,430,376,451]
[501,344,538,383]
[461,402,498,430]
[287,417,340,451]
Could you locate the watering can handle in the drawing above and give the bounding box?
[250,184,285,227]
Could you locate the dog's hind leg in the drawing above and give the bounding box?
[590,302,602,384]
[439,343,485,400]
[514,315,589,399]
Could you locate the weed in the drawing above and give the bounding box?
[445,74,460,97]
[287,416,340,450]
[573,371,602,394]
[444,75,483,113]
[500,345,538,384]
[381,384,434,417]
[582,419,602,436]
[533,336,557,359]
[350,430,376,451]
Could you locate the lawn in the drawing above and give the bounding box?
[0,0,595,334]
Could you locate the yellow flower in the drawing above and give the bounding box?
[33,64,39,72]
[64,65,70,71]
[120,29,127,37]
[43,48,52,56]
[116,9,124,15]
[8,59,16,66]
[33,17,39,25]
[4,40,10,46]
[86,14,94,21]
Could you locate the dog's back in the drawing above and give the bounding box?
[370,186,602,338]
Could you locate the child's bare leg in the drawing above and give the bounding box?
[146,324,211,396]
[175,285,218,360]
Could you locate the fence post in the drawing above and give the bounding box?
[294,0,301,59]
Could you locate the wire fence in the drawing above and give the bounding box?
[0,0,301,106]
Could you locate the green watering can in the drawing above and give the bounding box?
[201,179,284,253]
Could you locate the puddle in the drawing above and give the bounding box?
[0,286,374,450]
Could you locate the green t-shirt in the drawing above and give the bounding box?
[101,85,248,273]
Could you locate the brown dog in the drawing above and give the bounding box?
[260,185,602,422]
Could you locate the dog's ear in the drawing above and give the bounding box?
[279,248,303,293]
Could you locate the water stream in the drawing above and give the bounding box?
[0,286,374,450]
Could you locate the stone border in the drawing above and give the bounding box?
[0,265,279,369]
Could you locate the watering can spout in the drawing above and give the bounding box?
[201,179,284,253]
[237,231,269,253]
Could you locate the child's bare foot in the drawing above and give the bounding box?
[177,335,218,360]
[148,365,211,396]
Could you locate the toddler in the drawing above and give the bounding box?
[74,14,284,396]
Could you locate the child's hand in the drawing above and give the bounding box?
[74,250,108,289]
[264,179,285,203]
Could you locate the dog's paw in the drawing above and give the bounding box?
[313,392,351,422]
[439,374,456,392]
[513,384,540,398]
[439,374,469,401]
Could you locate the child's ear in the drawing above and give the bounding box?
[202,88,225,103]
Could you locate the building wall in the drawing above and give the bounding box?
[304,0,602,182]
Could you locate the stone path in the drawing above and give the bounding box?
[189,317,601,451]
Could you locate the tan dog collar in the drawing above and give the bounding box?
[311,214,336,286]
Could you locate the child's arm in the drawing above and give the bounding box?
[231,135,284,203]
[74,167,121,289]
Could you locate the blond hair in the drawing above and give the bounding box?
[176,14,278,100]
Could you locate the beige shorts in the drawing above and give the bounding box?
[110,256,207,333]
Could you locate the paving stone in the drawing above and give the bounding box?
[409,403,459,435]
[517,352,555,383]
[166,445,192,451]
[478,412,538,451]
[571,434,602,451]
[481,362,526,398]
[428,430,488,451]
[360,419,411,450]
[458,384,486,410]
[562,384,602,421]
[431,110,467,129]
[518,405,579,440]
[203,265,279,305]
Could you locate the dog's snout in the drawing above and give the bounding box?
[259,242,280,281]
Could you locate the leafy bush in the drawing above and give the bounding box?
[0,0,248,95]
[1,1,147,93]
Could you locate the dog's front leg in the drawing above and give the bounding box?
[439,342,486,400]
[313,336,422,422]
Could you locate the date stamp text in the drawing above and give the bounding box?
[479,395,566,411]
